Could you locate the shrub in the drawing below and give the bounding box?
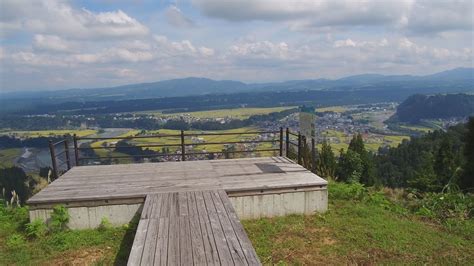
[50,205,69,232]
[6,233,26,250]
[25,219,47,238]
[329,181,366,201]
[415,192,473,222]
[98,217,112,231]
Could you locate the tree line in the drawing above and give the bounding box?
[308,117,474,192]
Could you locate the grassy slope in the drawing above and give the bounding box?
[243,185,474,265]
[0,205,136,265]
[0,182,472,264]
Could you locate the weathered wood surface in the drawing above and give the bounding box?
[128,191,261,266]
[28,157,327,204]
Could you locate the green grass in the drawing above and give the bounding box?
[0,204,136,265]
[1,182,472,264]
[400,124,434,133]
[0,148,22,168]
[243,183,474,265]
[145,107,295,119]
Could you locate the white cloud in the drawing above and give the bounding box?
[33,35,73,52]
[165,6,196,28]
[193,0,473,34]
[1,0,149,39]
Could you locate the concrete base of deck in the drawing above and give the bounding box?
[28,157,327,229]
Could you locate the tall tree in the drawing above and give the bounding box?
[337,149,363,183]
[316,141,337,180]
[460,117,474,190]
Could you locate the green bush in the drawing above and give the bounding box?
[50,205,69,232]
[98,217,112,231]
[6,233,26,250]
[25,219,47,238]
[329,181,366,201]
[415,192,473,222]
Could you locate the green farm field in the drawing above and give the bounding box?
[318,130,409,155]
[144,106,295,119]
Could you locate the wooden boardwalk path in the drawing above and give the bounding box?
[128,190,261,266]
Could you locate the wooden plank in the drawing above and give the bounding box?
[178,192,189,216]
[159,193,170,218]
[167,205,180,265]
[195,191,220,265]
[154,218,169,266]
[150,194,163,219]
[218,190,261,265]
[140,218,159,266]
[211,191,247,265]
[140,195,154,219]
[179,216,193,265]
[203,191,234,265]
[127,218,149,266]
[187,192,207,265]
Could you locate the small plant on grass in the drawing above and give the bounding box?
[98,217,112,231]
[50,205,69,232]
[26,219,47,238]
[6,233,26,250]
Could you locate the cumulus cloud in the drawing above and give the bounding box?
[165,6,196,28]
[1,0,148,39]
[33,35,73,52]
[193,0,473,34]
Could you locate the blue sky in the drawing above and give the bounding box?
[0,0,473,91]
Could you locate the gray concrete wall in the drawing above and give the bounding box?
[29,203,142,229]
[229,189,328,219]
[29,188,327,229]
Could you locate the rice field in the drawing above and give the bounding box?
[145,107,296,119]
[317,130,409,155]
[315,106,348,113]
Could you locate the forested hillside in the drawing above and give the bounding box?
[311,117,474,193]
[393,94,474,123]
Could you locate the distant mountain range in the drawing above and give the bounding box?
[3,67,473,102]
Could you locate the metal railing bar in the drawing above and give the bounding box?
[78,153,182,160]
[185,149,279,156]
[183,131,278,136]
[189,140,278,146]
[77,143,182,150]
[52,140,66,146]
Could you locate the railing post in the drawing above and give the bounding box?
[73,134,79,166]
[297,132,302,165]
[285,128,290,157]
[181,130,186,161]
[311,137,316,173]
[64,138,71,170]
[49,140,58,179]
[279,127,283,156]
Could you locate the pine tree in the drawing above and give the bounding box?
[460,116,474,190]
[316,141,337,180]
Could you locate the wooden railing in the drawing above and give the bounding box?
[49,127,316,177]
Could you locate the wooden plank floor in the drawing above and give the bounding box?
[128,190,261,266]
[28,157,327,205]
